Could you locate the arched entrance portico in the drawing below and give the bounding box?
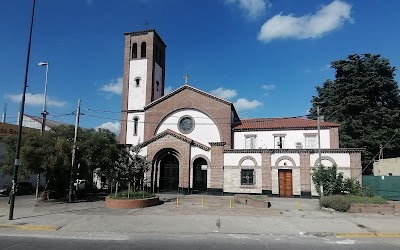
[160,154,179,191]
[152,148,181,193]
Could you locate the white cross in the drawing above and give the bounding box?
[183,74,190,84]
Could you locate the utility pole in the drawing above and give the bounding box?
[317,106,322,166]
[9,0,36,220]
[69,99,81,202]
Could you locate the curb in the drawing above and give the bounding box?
[336,232,400,238]
[0,224,59,231]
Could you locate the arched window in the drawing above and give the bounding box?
[141,42,146,58]
[156,80,160,91]
[134,77,141,87]
[133,117,139,136]
[132,43,137,59]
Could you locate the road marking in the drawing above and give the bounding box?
[337,233,400,238]
[0,224,59,231]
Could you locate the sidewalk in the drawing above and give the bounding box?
[0,194,399,239]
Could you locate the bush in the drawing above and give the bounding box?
[320,195,388,212]
[112,190,154,200]
[320,195,351,212]
[312,165,373,197]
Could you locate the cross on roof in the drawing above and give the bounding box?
[183,74,190,84]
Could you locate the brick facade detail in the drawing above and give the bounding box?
[144,87,234,148]
[329,127,339,149]
[350,152,362,182]
[147,135,190,190]
[300,152,311,193]
[261,152,272,191]
[210,142,225,189]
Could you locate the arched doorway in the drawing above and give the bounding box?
[193,158,207,193]
[159,154,179,192]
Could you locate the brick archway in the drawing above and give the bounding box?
[152,148,182,193]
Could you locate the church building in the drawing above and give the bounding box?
[119,30,363,197]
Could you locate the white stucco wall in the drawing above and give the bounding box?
[224,153,261,166]
[126,112,145,146]
[234,129,331,149]
[310,153,350,167]
[271,153,300,166]
[191,147,211,161]
[128,59,148,110]
[156,109,220,146]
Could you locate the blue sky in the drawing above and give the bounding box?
[1,0,400,134]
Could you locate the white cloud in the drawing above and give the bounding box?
[258,0,352,43]
[95,121,120,135]
[210,87,238,100]
[261,84,276,91]
[234,98,262,111]
[225,0,271,20]
[165,86,173,95]
[100,77,123,95]
[5,93,66,107]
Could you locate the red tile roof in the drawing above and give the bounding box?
[233,117,339,131]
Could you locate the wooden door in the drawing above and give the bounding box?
[279,169,293,197]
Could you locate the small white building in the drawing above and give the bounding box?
[373,157,400,176]
[119,30,363,197]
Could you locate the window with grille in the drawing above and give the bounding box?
[241,169,254,185]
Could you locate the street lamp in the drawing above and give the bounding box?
[38,62,49,133]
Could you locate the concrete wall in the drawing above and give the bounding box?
[373,157,400,176]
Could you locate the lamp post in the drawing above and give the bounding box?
[38,62,49,134]
[36,62,48,198]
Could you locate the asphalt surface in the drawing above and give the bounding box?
[0,234,400,250]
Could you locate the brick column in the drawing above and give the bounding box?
[300,152,311,197]
[209,142,225,195]
[329,127,339,149]
[350,152,362,183]
[261,152,272,196]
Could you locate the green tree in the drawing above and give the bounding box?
[0,125,123,197]
[309,54,400,172]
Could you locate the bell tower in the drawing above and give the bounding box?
[120,30,166,145]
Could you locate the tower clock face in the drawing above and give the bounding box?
[178,116,195,134]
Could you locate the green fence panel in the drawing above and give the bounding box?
[363,176,400,201]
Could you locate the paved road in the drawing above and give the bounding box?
[0,194,400,241]
[0,234,400,250]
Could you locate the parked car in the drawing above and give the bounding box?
[73,179,87,190]
[0,182,35,196]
